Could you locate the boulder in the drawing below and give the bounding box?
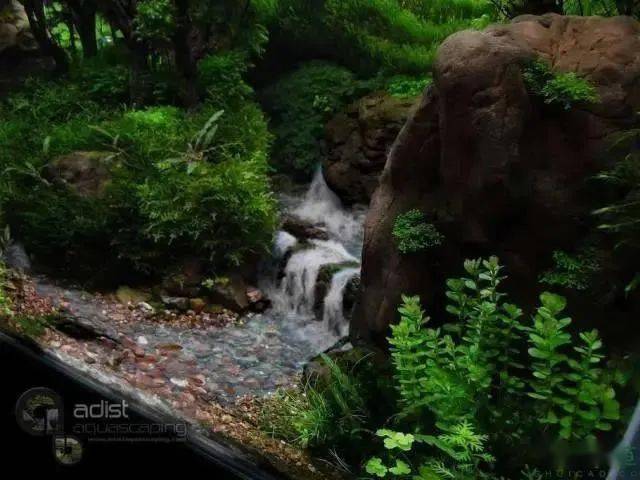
[281,214,329,241]
[0,1,35,55]
[323,92,419,205]
[205,274,249,312]
[115,286,150,305]
[46,151,116,198]
[353,14,640,347]
[161,296,190,312]
[3,242,31,272]
[246,286,270,312]
[161,257,206,298]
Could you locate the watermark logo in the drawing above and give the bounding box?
[73,400,129,419]
[15,387,82,465]
[53,435,83,466]
[15,386,187,466]
[15,387,64,436]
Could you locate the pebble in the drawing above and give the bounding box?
[136,335,149,346]
[170,377,188,388]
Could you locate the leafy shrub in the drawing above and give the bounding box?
[138,147,277,267]
[134,0,176,41]
[198,51,254,108]
[260,354,368,449]
[392,209,443,253]
[73,61,131,105]
[366,421,495,479]
[540,249,601,291]
[387,75,432,98]
[370,257,622,478]
[262,61,360,178]
[0,73,276,277]
[524,61,599,110]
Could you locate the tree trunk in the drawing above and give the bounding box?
[96,0,152,103]
[68,1,98,58]
[173,0,199,108]
[22,0,69,74]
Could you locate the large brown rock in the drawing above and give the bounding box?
[353,14,640,347]
[324,92,419,205]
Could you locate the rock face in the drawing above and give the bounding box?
[47,151,116,198]
[353,14,640,347]
[324,92,419,205]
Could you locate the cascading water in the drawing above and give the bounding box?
[322,267,360,336]
[263,168,367,333]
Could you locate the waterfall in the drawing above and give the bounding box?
[322,267,360,336]
[262,168,365,334]
[275,239,357,316]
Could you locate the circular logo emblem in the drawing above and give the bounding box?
[15,387,64,436]
[53,435,83,466]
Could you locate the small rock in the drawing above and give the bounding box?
[137,302,155,314]
[136,335,148,346]
[157,343,183,352]
[170,377,188,388]
[281,214,330,240]
[160,295,190,312]
[116,286,150,305]
[189,298,206,314]
[133,347,145,357]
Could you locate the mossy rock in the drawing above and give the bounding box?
[46,151,117,198]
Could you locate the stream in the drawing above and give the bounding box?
[18,168,367,405]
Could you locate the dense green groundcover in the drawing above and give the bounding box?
[0,57,277,278]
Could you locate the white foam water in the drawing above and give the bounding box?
[274,239,358,316]
[263,168,365,334]
[322,267,360,336]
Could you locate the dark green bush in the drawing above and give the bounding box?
[261,61,360,178]
[198,51,254,108]
[0,74,276,277]
[137,112,277,266]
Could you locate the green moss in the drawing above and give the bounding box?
[387,75,432,98]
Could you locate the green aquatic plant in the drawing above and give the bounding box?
[524,61,599,110]
[392,209,443,254]
[540,249,601,291]
[387,75,432,98]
